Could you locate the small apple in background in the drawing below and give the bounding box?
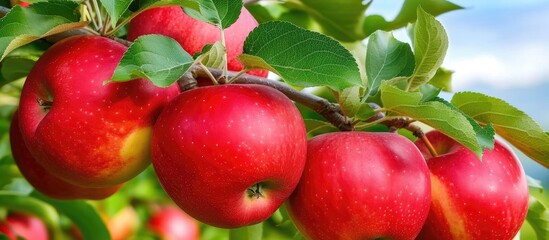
[18,36,180,188]
[9,111,121,200]
[105,207,139,240]
[414,131,529,240]
[0,213,48,240]
[151,84,307,228]
[127,6,268,78]
[287,132,431,240]
[148,206,199,240]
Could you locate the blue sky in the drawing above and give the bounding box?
[369,0,549,183]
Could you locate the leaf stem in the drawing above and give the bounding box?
[84,0,99,30]
[220,27,229,80]
[101,14,111,36]
[227,69,248,84]
[197,63,219,85]
[91,0,103,31]
[106,11,136,36]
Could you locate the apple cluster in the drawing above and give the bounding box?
[8,6,529,240]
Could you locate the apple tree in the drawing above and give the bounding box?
[0,0,548,239]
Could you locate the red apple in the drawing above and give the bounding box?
[0,213,48,240]
[19,1,30,7]
[414,131,528,240]
[151,84,307,228]
[18,36,180,188]
[287,132,431,240]
[9,111,121,200]
[148,206,199,240]
[105,207,139,240]
[127,6,268,77]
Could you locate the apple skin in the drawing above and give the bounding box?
[151,84,307,228]
[127,6,268,78]
[18,36,180,188]
[414,131,529,240]
[0,213,48,240]
[148,206,199,240]
[287,132,431,240]
[9,111,121,200]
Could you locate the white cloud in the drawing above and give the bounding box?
[445,42,549,90]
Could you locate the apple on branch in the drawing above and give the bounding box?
[151,84,307,228]
[287,132,431,240]
[415,131,529,240]
[127,6,268,79]
[18,36,180,188]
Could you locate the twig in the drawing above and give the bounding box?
[380,118,439,157]
[189,66,353,131]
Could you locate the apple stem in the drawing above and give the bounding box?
[420,134,439,157]
[247,183,264,199]
[36,98,53,110]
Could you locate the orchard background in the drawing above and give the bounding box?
[0,0,548,240]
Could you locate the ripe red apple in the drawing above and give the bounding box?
[148,206,199,240]
[127,6,268,77]
[18,36,180,188]
[9,111,121,200]
[151,84,307,228]
[287,132,431,240]
[0,213,48,240]
[414,131,529,240]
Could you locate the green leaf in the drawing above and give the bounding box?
[246,3,286,23]
[363,0,462,37]
[419,84,441,102]
[339,86,361,117]
[31,191,111,240]
[0,57,35,85]
[527,175,544,193]
[432,97,495,152]
[380,84,482,158]
[296,0,370,42]
[304,119,338,137]
[355,103,376,120]
[138,0,199,10]
[365,31,414,96]
[391,0,462,29]
[184,0,243,29]
[0,192,59,229]
[526,195,549,240]
[0,2,87,61]
[229,223,263,240]
[99,0,132,28]
[451,92,549,168]
[110,34,194,87]
[405,7,449,91]
[429,67,453,91]
[240,21,361,90]
[279,10,315,30]
[195,41,226,69]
